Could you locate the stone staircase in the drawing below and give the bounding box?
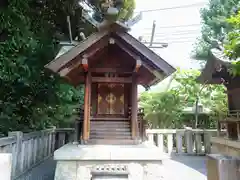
[88,120,138,145]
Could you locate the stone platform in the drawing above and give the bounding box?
[54,143,169,180]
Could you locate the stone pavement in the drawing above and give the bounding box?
[20,154,207,180]
[162,155,207,180]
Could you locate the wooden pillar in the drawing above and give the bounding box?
[131,74,138,139]
[87,72,91,139]
[83,72,90,142]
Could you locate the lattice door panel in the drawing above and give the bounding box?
[97,83,125,115]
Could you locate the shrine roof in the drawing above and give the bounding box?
[197,48,232,85]
[45,22,175,87]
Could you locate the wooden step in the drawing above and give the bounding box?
[91,123,130,127]
[89,120,132,144]
[90,135,132,139]
[90,136,132,140]
[90,127,131,133]
[90,131,132,139]
[90,125,130,128]
[90,121,130,125]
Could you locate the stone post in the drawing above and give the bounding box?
[167,134,173,154]
[73,120,80,144]
[176,131,183,154]
[185,129,193,154]
[0,154,12,180]
[204,131,211,154]
[195,131,202,154]
[8,131,23,177]
[157,134,164,152]
[207,154,240,180]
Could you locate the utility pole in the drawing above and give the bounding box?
[149,20,156,47]
[67,16,73,44]
[139,20,168,49]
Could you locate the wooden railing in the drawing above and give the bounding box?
[146,128,219,155]
[219,110,240,140]
[0,128,74,180]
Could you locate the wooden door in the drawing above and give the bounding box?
[97,83,125,115]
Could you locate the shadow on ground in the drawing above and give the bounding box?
[162,154,207,180]
[171,154,207,175]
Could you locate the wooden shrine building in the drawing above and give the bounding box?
[45,22,175,144]
[198,47,240,156]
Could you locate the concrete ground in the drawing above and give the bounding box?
[163,155,207,180]
[22,154,207,180]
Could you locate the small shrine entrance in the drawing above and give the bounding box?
[45,22,175,144]
[96,83,125,116]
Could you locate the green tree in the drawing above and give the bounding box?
[140,90,183,128]
[193,0,239,60]
[224,11,240,76]
[174,69,227,127]
[0,0,83,133]
[89,0,135,21]
[0,0,135,134]
[140,69,227,129]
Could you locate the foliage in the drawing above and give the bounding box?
[193,0,239,60]
[225,12,240,60]
[224,11,240,76]
[140,69,228,129]
[0,0,135,134]
[140,90,183,129]
[89,0,135,22]
[0,0,84,134]
[118,0,136,21]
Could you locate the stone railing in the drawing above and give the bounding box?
[0,128,74,180]
[146,128,218,155]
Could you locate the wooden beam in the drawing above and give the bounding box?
[115,31,176,76]
[90,67,133,74]
[59,60,82,77]
[58,56,89,77]
[83,72,90,142]
[131,74,138,139]
[87,72,91,139]
[114,38,140,60]
[92,77,132,83]
[227,88,240,95]
[135,59,142,72]
[45,30,109,72]
[82,57,88,72]
[142,62,165,86]
[83,46,103,59]
[68,74,85,86]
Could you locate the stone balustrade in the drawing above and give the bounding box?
[146,128,218,155]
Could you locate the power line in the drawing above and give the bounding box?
[142,29,201,36]
[142,35,199,41]
[141,24,201,30]
[141,33,200,41]
[142,32,200,37]
[142,38,198,44]
[150,40,197,44]
[151,34,199,39]
[134,2,206,13]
